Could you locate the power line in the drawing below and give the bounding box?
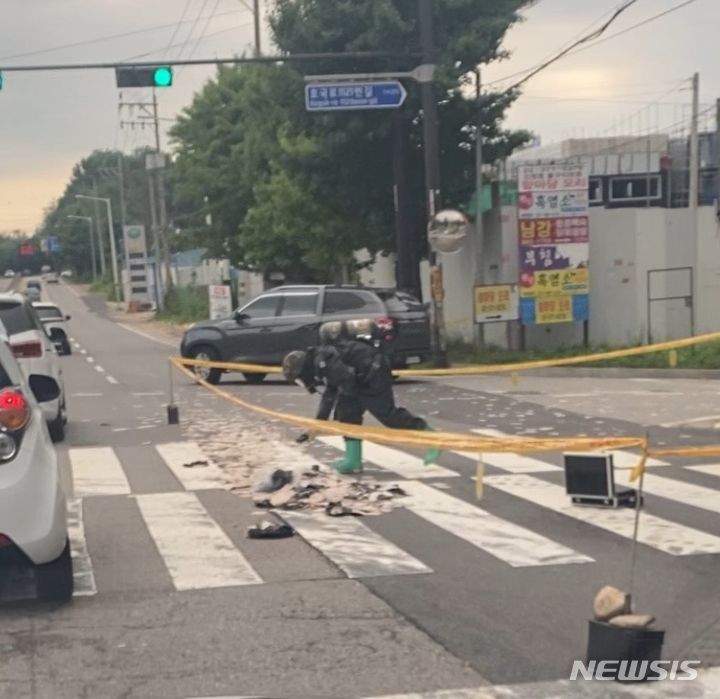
[175,0,213,60]
[188,0,223,61]
[0,9,246,64]
[487,0,701,90]
[163,0,195,59]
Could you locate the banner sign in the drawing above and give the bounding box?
[517,165,590,325]
[474,284,519,323]
[209,284,233,320]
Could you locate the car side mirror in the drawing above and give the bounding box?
[65,315,71,321]
[234,311,249,324]
[29,375,61,404]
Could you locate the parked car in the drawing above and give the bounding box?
[33,302,72,355]
[0,321,72,602]
[44,272,59,284]
[180,285,431,384]
[24,281,41,303]
[60,270,73,279]
[0,294,66,441]
[3,270,15,278]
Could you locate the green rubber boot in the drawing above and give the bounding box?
[423,426,442,465]
[334,438,363,475]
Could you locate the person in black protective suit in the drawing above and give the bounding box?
[282,319,441,474]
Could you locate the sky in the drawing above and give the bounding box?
[0,0,717,233]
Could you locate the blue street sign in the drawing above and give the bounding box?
[47,236,61,253]
[305,81,407,112]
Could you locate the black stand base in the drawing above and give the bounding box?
[167,404,179,425]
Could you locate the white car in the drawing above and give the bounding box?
[33,302,72,356]
[0,294,66,442]
[44,272,59,284]
[0,323,72,602]
[3,270,15,278]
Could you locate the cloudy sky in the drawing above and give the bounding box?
[0,0,715,232]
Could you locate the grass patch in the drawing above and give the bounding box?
[155,285,209,324]
[89,275,120,302]
[446,338,720,370]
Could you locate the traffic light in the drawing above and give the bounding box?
[115,66,173,88]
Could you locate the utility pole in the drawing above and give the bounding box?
[417,0,448,367]
[92,177,107,277]
[473,67,485,347]
[253,0,262,56]
[67,215,97,281]
[689,72,700,333]
[151,88,174,291]
[392,111,421,299]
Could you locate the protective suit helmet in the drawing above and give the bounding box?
[319,321,346,345]
[346,318,379,343]
[282,350,309,386]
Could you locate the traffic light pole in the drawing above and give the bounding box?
[418,0,448,367]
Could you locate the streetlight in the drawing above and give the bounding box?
[75,195,120,300]
[66,215,97,281]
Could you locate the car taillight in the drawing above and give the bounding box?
[11,341,42,358]
[0,534,12,547]
[376,317,395,342]
[0,389,30,432]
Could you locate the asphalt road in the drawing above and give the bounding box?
[1,281,720,699]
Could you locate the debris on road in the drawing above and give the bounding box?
[254,468,294,493]
[183,459,209,469]
[592,585,656,629]
[246,520,294,539]
[252,465,407,516]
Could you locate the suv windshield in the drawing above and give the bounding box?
[0,301,38,335]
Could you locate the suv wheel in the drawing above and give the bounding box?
[36,540,74,603]
[191,346,222,385]
[243,372,267,385]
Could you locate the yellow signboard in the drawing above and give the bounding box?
[520,268,589,298]
[474,285,519,323]
[535,295,574,324]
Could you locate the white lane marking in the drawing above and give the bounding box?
[687,464,720,479]
[319,436,459,479]
[95,365,105,373]
[279,510,431,578]
[472,428,510,439]
[661,414,720,428]
[132,391,165,397]
[454,451,559,474]
[70,447,131,497]
[86,356,95,363]
[486,474,720,556]
[80,349,87,355]
[67,498,97,597]
[401,481,591,568]
[135,492,261,590]
[156,442,227,490]
[615,470,720,514]
[106,376,119,384]
[118,322,176,348]
[71,392,103,398]
[606,450,669,469]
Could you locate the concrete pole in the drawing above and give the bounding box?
[253,0,262,56]
[689,72,699,334]
[474,67,484,347]
[104,198,121,301]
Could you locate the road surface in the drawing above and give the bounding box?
[1,281,719,698]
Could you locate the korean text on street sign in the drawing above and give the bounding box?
[305,81,407,112]
[208,285,233,320]
[474,285,519,323]
[517,164,590,326]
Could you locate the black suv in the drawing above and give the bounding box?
[180,285,431,384]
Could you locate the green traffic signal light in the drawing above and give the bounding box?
[153,66,173,88]
[0,71,4,91]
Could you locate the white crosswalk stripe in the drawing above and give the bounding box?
[66,498,97,597]
[454,450,560,474]
[279,510,432,578]
[135,492,262,590]
[155,441,228,490]
[485,474,720,555]
[318,435,459,479]
[401,481,592,568]
[687,463,720,478]
[70,446,131,497]
[615,470,720,514]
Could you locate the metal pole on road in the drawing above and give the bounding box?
[67,215,97,281]
[418,0,448,367]
[474,67,485,348]
[76,195,121,300]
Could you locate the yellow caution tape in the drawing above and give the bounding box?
[174,328,720,379]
